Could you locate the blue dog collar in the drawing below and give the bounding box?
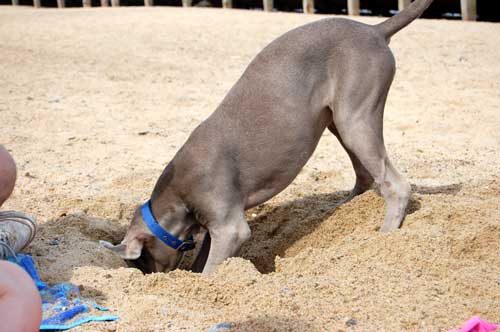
[141,200,195,252]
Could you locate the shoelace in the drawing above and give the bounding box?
[0,231,18,260]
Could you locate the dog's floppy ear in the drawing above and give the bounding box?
[100,237,145,260]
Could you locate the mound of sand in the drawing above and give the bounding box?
[1,6,499,332]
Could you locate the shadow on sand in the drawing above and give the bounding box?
[30,183,461,278]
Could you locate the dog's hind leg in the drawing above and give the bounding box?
[329,49,411,232]
[328,122,374,203]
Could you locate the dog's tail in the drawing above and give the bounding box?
[377,0,434,38]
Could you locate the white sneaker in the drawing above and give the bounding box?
[0,211,37,260]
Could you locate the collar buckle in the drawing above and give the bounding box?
[178,237,196,252]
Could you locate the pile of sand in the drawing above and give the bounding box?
[1,6,499,332]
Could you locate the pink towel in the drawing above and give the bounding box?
[450,316,499,332]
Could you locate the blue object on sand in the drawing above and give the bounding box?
[208,322,233,331]
[10,254,119,331]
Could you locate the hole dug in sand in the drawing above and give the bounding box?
[32,213,129,284]
[30,184,439,282]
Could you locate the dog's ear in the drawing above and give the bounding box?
[100,236,146,260]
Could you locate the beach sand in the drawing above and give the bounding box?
[1,6,499,331]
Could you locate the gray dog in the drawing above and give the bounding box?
[101,0,434,274]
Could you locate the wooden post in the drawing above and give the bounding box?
[263,0,272,12]
[144,0,153,6]
[398,0,411,11]
[347,0,359,15]
[182,0,192,6]
[100,0,108,6]
[302,0,313,14]
[222,0,231,8]
[33,0,41,7]
[460,0,477,21]
[57,0,65,7]
[111,0,119,6]
[83,0,91,6]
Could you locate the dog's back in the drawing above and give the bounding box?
[175,1,434,210]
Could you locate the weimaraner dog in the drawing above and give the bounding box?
[102,0,435,274]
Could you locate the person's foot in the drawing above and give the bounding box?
[0,211,37,260]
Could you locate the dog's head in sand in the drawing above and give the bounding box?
[101,201,198,274]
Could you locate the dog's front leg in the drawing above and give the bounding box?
[202,208,251,274]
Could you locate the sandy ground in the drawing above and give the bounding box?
[1,6,499,332]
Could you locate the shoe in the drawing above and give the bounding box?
[0,211,37,260]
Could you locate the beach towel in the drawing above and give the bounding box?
[10,254,119,331]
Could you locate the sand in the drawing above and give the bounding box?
[1,6,499,332]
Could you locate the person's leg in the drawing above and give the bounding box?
[0,147,42,331]
[0,145,17,208]
[0,261,42,332]
[0,146,37,259]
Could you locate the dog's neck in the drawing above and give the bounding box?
[150,188,196,240]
